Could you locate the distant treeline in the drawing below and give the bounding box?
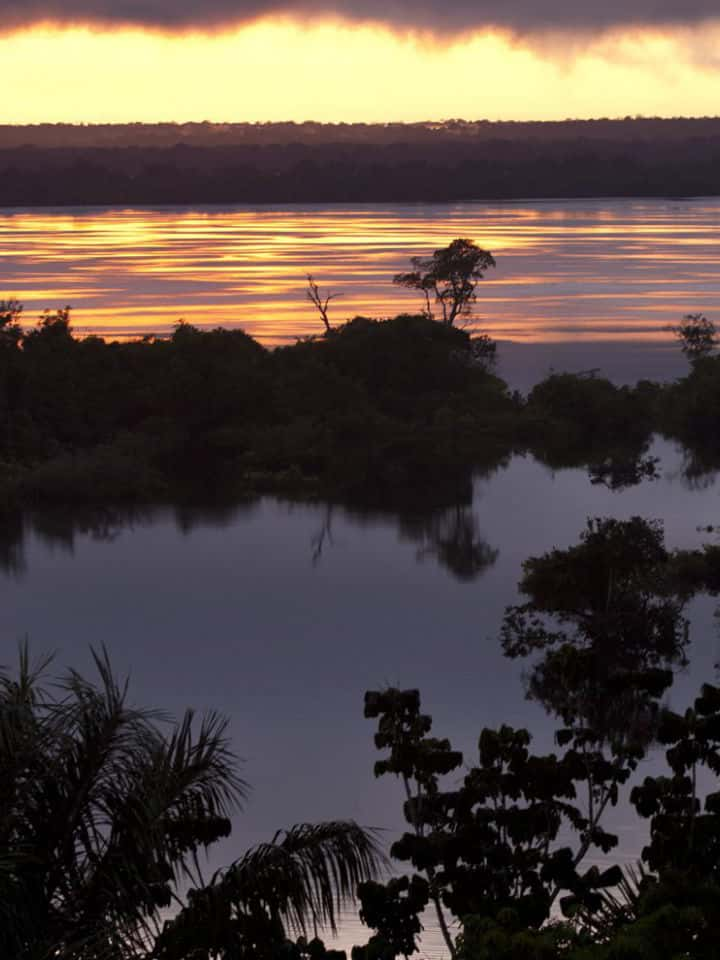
[3,118,720,204]
[5,118,720,148]
[0,307,717,512]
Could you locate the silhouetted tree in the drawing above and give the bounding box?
[621,683,720,958]
[667,313,717,364]
[0,299,23,458]
[352,876,429,960]
[393,240,495,326]
[359,689,629,960]
[469,333,497,369]
[0,298,22,345]
[525,372,655,471]
[363,688,462,957]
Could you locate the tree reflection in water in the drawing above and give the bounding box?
[0,505,156,578]
[502,516,696,753]
[307,502,498,582]
[0,499,498,584]
[0,510,25,578]
[404,505,498,582]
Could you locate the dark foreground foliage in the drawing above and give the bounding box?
[355,679,720,960]
[0,647,383,960]
[352,518,720,960]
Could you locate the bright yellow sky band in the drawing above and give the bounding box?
[3,21,720,123]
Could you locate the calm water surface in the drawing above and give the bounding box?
[2,439,720,952]
[4,199,720,951]
[2,199,720,353]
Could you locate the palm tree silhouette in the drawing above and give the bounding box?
[0,645,382,959]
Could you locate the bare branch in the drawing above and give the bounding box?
[306,275,341,335]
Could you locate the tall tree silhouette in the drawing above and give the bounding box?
[667,313,717,364]
[393,240,495,325]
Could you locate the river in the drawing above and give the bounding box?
[2,438,719,953]
[3,197,720,950]
[3,198,720,385]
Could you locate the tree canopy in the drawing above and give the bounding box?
[666,313,717,364]
[393,239,496,326]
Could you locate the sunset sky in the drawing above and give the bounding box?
[3,4,720,122]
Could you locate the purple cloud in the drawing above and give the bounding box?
[1,0,719,34]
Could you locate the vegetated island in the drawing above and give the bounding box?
[3,117,720,205]
[0,296,717,515]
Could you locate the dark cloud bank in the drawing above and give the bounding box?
[2,0,720,34]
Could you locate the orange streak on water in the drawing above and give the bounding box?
[2,200,720,347]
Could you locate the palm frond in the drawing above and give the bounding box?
[222,821,385,934]
[1,643,247,959]
[155,820,386,957]
[575,861,652,940]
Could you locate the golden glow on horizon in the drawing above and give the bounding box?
[3,21,720,123]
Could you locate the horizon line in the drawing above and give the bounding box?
[4,114,720,128]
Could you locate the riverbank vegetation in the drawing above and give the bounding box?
[0,297,718,513]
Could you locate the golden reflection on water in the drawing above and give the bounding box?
[1,200,720,345]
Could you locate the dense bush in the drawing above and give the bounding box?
[0,311,516,508]
[1,304,718,508]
